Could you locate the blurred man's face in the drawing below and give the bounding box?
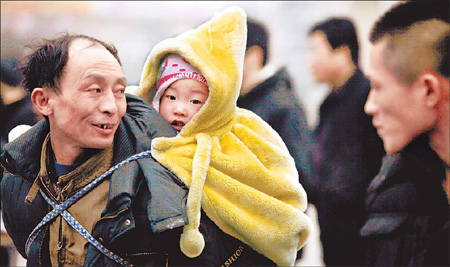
[364,40,435,154]
[307,31,338,84]
[47,38,127,154]
[241,45,263,95]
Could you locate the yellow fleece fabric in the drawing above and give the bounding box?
[127,7,312,266]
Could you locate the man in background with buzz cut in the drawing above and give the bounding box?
[361,1,449,265]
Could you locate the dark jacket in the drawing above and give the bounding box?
[0,94,274,266]
[360,135,449,266]
[1,59,38,148]
[312,68,385,266]
[237,67,316,197]
[0,95,39,150]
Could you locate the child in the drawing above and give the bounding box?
[129,7,312,266]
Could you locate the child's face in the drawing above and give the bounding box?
[159,78,209,131]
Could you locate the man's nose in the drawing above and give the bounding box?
[99,90,118,115]
[364,91,377,115]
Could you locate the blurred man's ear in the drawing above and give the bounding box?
[241,45,265,95]
[31,88,53,116]
[245,45,264,70]
[334,46,353,66]
[416,72,448,108]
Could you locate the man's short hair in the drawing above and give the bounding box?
[309,17,360,66]
[20,33,122,94]
[246,19,269,66]
[370,1,449,84]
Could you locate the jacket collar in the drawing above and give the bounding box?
[1,117,138,186]
[330,68,365,98]
[242,67,291,98]
[368,134,445,193]
[1,119,49,182]
[318,68,367,114]
[401,134,445,176]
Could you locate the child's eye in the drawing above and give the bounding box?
[191,99,202,105]
[166,95,176,100]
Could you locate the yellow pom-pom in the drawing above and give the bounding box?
[180,229,205,258]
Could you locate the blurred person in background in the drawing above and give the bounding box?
[1,58,40,266]
[236,19,316,262]
[237,18,316,208]
[361,1,449,266]
[1,58,40,148]
[307,17,385,266]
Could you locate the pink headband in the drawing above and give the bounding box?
[152,54,208,111]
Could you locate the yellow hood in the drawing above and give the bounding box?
[131,6,245,137]
[129,6,312,266]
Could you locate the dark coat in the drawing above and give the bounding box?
[0,95,39,149]
[237,67,316,197]
[360,135,449,266]
[312,68,385,266]
[1,59,38,148]
[0,94,274,266]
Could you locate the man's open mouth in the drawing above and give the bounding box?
[94,124,113,129]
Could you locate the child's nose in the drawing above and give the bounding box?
[174,104,187,116]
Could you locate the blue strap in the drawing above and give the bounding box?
[41,191,133,267]
[25,150,152,266]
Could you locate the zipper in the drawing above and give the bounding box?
[57,216,64,267]
[38,223,50,266]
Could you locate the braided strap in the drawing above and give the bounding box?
[25,150,152,266]
[42,191,133,267]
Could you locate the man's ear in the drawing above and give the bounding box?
[245,45,264,69]
[31,88,53,116]
[334,46,352,64]
[417,72,442,108]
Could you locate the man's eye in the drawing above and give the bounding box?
[89,88,101,93]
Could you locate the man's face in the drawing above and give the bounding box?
[240,45,263,95]
[159,79,209,131]
[364,40,435,154]
[47,38,127,152]
[307,31,338,84]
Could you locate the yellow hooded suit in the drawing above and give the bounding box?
[127,6,312,266]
